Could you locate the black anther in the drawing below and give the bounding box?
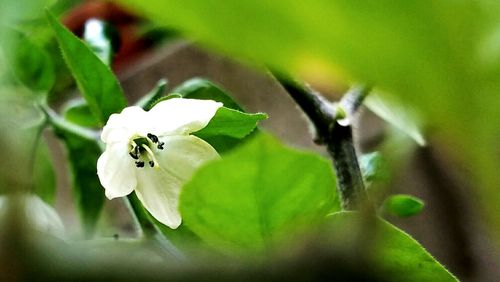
[157,142,164,150]
[149,161,155,167]
[129,152,139,160]
[135,161,145,168]
[147,133,159,143]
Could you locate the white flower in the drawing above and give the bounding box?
[97,98,222,229]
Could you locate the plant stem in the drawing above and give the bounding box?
[39,102,99,142]
[326,123,367,210]
[273,72,370,210]
[125,193,186,262]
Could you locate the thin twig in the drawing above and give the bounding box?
[339,85,372,118]
[39,102,100,142]
[125,193,187,262]
[272,72,371,210]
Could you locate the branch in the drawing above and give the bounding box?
[339,85,371,118]
[273,72,371,210]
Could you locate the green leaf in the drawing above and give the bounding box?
[180,133,339,253]
[359,152,390,186]
[1,28,55,93]
[383,194,425,218]
[195,135,242,154]
[147,93,182,109]
[46,10,127,125]
[329,212,456,282]
[135,78,168,110]
[33,139,56,204]
[195,107,267,139]
[172,78,266,152]
[63,99,100,128]
[365,93,426,146]
[119,0,500,239]
[53,127,104,237]
[173,78,243,111]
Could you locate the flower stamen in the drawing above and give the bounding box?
[129,136,162,169]
[147,133,159,143]
[157,142,165,150]
[141,144,160,169]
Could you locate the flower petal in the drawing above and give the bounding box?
[101,106,150,144]
[135,168,183,229]
[156,135,220,180]
[147,98,222,136]
[97,142,137,199]
[135,135,219,228]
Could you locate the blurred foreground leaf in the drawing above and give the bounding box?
[46,10,126,124]
[0,194,64,237]
[382,194,425,218]
[180,133,339,253]
[329,212,457,282]
[365,93,426,146]
[0,86,45,191]
[120,0,500,239]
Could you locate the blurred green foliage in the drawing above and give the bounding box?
[1,28,55,93]
[33,139,57,204]
[365,93,425,146]
[0,87,44,192]
[120,0,500,241]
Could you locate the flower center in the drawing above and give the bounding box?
[129,133,165,169]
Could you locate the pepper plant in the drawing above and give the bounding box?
[1,1,499,281]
